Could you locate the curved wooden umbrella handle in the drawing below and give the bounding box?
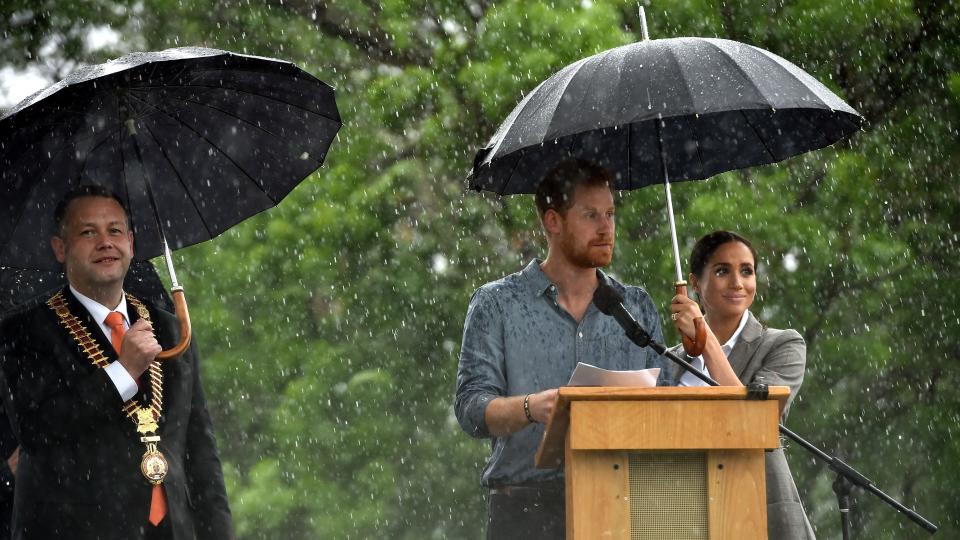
[157,288,192,360]
[675,282,706,357]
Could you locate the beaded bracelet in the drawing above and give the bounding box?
[523,394,536,423]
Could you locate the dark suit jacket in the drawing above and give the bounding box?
[0,287,233,540]
[671,311,816,540]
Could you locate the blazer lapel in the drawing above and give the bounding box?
[727,311,763,379]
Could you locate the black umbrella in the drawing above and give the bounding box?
[0,47,342,357]
[468,10,863,354]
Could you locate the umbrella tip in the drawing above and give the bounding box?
[639,5,650,41]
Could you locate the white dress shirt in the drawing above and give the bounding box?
[70,286,139,401]
[679,309,750,387]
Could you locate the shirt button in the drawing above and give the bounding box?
[578,332,583,338]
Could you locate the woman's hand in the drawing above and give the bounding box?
[670,294,704,339]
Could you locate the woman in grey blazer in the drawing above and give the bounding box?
[669,230,816,540]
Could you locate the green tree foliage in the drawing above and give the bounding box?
[0,0,137,79]
[2,1,958,538]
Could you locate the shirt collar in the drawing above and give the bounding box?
[520,259,554,296]
[520,259,612,296]
[720,309,751,355]
[70,285,129,326]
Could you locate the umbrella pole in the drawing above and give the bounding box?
[663,177,684,283]
[639,6,650,41]
[124,118,192,360]
[156,236,192,360]
[660,140,707,356]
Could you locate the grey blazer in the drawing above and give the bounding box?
[670,311,816,540]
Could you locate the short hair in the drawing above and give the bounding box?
[54,185,130,236]
[689,230,758,278]
[535,159,614,217]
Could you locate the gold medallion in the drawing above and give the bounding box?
[136,408,159,434]
[141,443,168,485]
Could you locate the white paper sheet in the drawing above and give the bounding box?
[567,362,660,387]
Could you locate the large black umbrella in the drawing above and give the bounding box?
[468,36,862,194]
[467,13,862,354]
[0,47,342,357]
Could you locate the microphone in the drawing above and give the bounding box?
[594,280,719,386]
[592,281,658,352]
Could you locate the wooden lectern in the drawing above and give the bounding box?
[535,386,790,540]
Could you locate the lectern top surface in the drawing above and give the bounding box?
[558,386,790,401]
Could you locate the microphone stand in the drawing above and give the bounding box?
[614,316,938,537]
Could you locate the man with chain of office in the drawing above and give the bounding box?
[0,185,233,539]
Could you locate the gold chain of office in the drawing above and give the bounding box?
[47,290,168,485]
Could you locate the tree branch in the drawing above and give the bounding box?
[311,4,431,66]
[274,0,433,66]
[718,2,742,42]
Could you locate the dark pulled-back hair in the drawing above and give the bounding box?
[534,159,614,218]
[690,230,758,277]
[54,185,130,235]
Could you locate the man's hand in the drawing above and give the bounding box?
[117,319,162,378]
[527,388,559,424]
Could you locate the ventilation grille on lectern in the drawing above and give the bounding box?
[629,451,708,540]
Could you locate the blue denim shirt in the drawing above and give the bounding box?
[455,259,672,487]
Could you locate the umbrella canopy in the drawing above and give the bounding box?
[0,46,342,271]
[468,36,863,194]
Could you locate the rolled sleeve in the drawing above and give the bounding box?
[455,287,506,439]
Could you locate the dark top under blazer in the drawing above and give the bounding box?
[670,311,816,540]
[0,287,233,540]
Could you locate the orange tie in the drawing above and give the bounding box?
[149,485,167,526]
[104,311,125,353]
[104,312,168,526]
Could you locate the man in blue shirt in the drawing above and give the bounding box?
[456,159,671,539]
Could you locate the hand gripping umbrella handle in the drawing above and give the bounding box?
[156,288,192,360]
[675,282,706,356]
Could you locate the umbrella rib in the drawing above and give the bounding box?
[0,155,59,260]
[138,120,218,239]
[699,39,773,110]
[124,91,327,199]
[126,92,276,203]
[737,110,778,161]
[130,82,341,124]
[79,124,125,183]
[659,43,704,181]
[155,93,327,166]
[499,150,527,195]
[549,55,603,139]
[0,124,116,259]
[663,44,699,114]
